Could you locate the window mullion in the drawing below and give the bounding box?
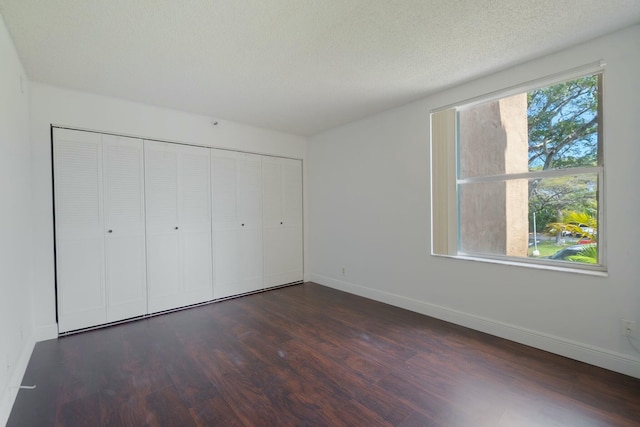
[457,166,603,185]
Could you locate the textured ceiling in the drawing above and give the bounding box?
[1,1,639,136]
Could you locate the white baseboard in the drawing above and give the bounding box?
[311,273,640,379]
[35,323,58,342]
[0,333,35,427]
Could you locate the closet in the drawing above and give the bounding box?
[54,129,147,333]
[53,128,303,333]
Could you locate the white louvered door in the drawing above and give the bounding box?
[102,135,147,323]
[211,150,263,299]
[145,141,213,312]
[54,129,147,333]
[262,157,303,287]
[145,141,181,312]
[54,129,106,332]
[54,128,304,330]
[178,146,213,306]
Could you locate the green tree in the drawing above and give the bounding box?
[528,174,597,232]
[528,75,599,171]
[527,75,599,231]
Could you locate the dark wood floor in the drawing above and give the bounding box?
[8,283,640,427]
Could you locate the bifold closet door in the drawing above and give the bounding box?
[54,129,106,332]
[211,150,263,299]
[54,129,146,333]
[145,141,212,313]
[178,145,213,306]
[102,135,147,323]
[262,157,303,287]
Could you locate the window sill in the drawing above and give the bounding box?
[432,253,608,277]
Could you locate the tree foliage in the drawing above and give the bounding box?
[545,210,597,240]
[528,175,597,232]
[527,75,599,231]
[528,75,599,170]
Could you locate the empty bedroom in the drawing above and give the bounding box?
[1,1,639,426]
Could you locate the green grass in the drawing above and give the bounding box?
[528,240,571,258]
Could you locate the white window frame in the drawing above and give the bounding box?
[431,62,606,274]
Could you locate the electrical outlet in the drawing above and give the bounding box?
[622,320,636,337]
[341,267,346,276]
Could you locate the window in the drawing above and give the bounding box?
[431,67,604,270]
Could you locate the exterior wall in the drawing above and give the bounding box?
[458,94,528,256]
[501,96,529,256]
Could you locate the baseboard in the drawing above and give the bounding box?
[311,273,640,379]
[0,333,35,427]
[35,323,58,342]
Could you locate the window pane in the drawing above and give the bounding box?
[458,74,600,180]
[458,179,529,257]
[458,93,529,179]
[528,75,600,172]
[458,174,598,264]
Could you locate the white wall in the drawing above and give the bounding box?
[0,14,36,425]
[30,83,309,341]
[308,25,640,378]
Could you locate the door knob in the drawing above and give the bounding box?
[108,230,113,233]
[175,226,179,230]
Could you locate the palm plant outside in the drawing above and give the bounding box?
[545,210,598,263]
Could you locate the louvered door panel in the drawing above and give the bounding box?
[144,141,178,226]
[103,135,147,322]
[211,154,240,299]
[211,156,237,222]
[237,156,264,293]
[53,128,106,332]
[262,157,303,287]
[211,150,263,299]
[145,140,181,313]
[178,145,213,305]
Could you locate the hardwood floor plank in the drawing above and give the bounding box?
[280,338,413,425]
[143,385,198,427]
[376,371,488,427]
[188,397,248,427]
[55,391,101,427]
[8,282,640,426]
[232,324,406,425]
[267,288,422,362]
[163,348,222,407]
[570,371,640,421]
[187,338,303,426]
[8,365,60,427]
[397,410,439,427]
[234,294,392,384]
[250,289,419,366]
[97,390,153,427]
